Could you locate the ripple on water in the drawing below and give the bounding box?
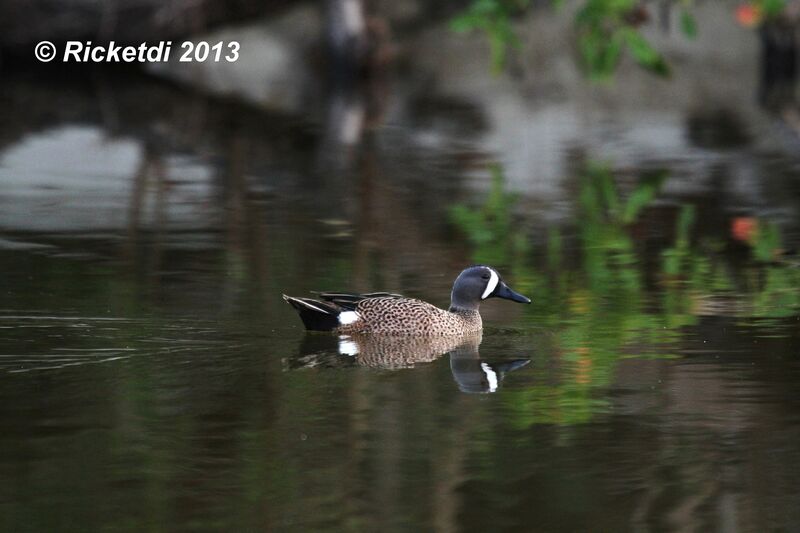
[0,313,241,373]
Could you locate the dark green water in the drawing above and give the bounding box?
[2,67,800,532]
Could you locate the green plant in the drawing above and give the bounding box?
[449,163,527,265]
[449,162,800,426]
[451,0,699,79]
[450,0,528,73]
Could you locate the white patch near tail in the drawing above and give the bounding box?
[338,311,360,325]
[480,362,498,392]
[338,337,359,356]
[481,268,500,299]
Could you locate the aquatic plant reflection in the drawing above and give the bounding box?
[449,162,800,424]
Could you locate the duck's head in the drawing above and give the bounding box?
[449,265,531,312]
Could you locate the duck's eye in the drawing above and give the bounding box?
[481,273,491,280]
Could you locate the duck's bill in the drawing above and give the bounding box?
[493,282,531,304]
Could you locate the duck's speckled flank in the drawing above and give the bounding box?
[284,265,530,335]
[337,297,481,336]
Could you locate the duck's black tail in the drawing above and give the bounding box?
[283,295,340,331]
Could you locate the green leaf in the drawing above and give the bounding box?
[680,9,697,38]
[674,204,695,248]
[450,13,480,33]
[623,28,670,76]
[599,33,624,77]
[489,32,508,72]
[760,0,788,18]
[623,29,657,64]
[621,171,667,224]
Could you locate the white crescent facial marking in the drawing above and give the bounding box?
[481,362,498,392]
[481,268,499,300]
[338,311,360,325]
[338,337,359,356]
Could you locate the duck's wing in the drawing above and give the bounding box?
[282,295,342,331]
[314,291,404,311]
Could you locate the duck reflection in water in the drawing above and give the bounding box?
[448,339,530,394]
[289,333,529,394]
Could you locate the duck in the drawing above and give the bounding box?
[283,265,530,335]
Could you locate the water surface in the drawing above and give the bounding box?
[2,53,800,532]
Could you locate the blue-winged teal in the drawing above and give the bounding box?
[283,265,530,335]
